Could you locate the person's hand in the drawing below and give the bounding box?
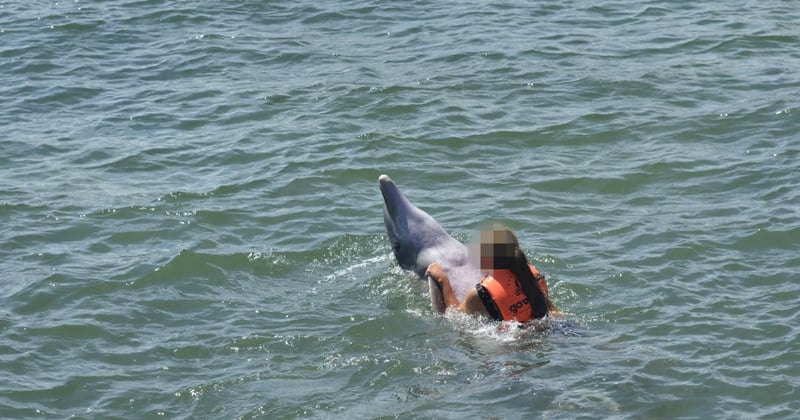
[425,262,445,282]
[425,262,461,309]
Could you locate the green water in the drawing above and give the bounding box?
[2,1,799,418]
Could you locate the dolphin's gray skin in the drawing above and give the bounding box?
[379,174,481,313]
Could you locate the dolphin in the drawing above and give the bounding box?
[379,174,481,313]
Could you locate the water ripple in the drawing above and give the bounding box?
[2,0,799,417]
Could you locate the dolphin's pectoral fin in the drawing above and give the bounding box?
[428,276,446,314]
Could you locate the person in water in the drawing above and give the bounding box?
[425,226,560,321]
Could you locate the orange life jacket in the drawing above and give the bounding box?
[476,264,549,322]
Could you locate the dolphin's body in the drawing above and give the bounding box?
[379,174,481,313]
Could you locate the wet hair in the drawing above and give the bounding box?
[480,225,551,318]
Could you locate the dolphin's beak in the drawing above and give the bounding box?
[379,174,400,219]
[379,174,406,258]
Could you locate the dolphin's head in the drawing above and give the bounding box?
[379,175,479,306]
[379,174,450,276]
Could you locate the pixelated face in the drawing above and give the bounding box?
[469,229,517,269]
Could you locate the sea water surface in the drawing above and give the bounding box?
[2,1,799,418]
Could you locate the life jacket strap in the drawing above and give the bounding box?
[475,283,503,321]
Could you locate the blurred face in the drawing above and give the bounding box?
[469,229,517,269]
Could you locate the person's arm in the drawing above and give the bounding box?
[425,263,489,317]
[424,263,460,308]
[457,287,491,317]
